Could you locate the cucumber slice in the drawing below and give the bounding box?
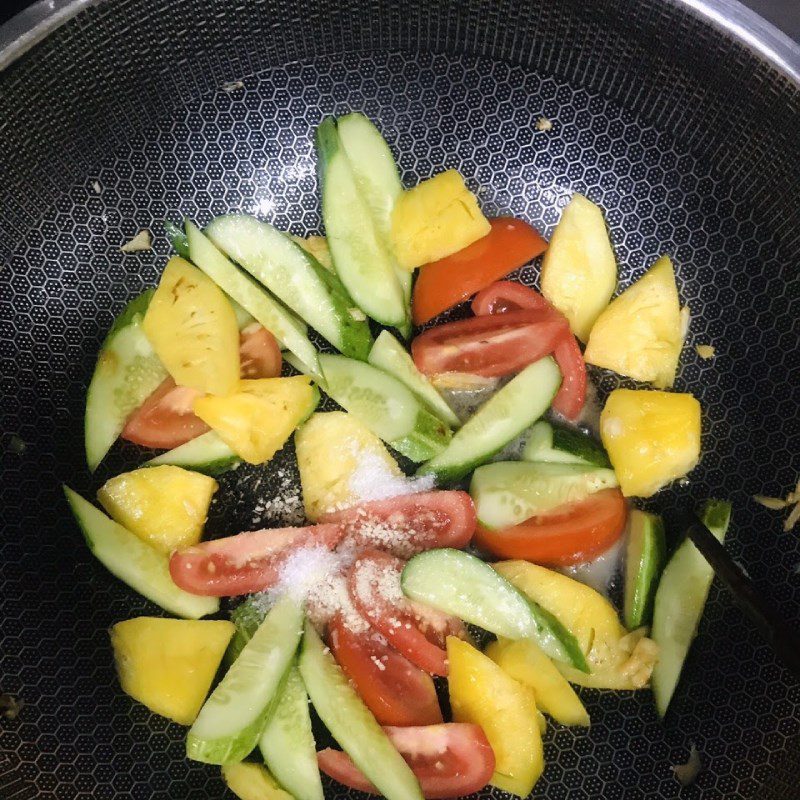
[401,549,588,671]
[225,596,268,667]
[319,353,451,462]
[205,215,372,360]
[336,112,411,335]
[523,420,610,467]
[164,219,190,259]
[623,510,666,630]
[316,117,407,328]
[298,620,423,800]
[146,430,240,476]
[260,665,323,800]
[470,461,619,530]
[64,486,218,619]
[650,500,732,717]
[185,220,321,379]
[186,595,303,764]
[418,356,562,483]
[368,331,461,428]
[84,290,168,471]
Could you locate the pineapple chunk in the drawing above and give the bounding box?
[97,465,218,554]
[194,376,315,465]
[391,169,491,271]
[290,234,333,271]
[585,256,683,388]
[144,256,240,396]
[295,411,404,520]
[110,617,234,725]
[600,388,701,497]
[540,194,617,342]
[222,763,293,800]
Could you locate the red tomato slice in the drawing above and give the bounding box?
[239,323,282,379]
[169,524,343,596]
[122,324,283,449]
[470,281,586,420]
[318,723,495,799]
[328,614,443,727]
[473,488,627,566]
[319,491,477,560]
[348,550,466,676]
[412,218,547,325]
[121,378,208,449]
[411,310,568,378]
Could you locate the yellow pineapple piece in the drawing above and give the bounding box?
[295,411,404,520]
[290,234,333,271]
[144,257,240,396]
[97,465,217,554]
[222,763,293,800]
[194,376,316,465]
[541,194,617,342]
[110,617,234,725]
[391,169,491,271]
[585,256,683,388]
[600,388,701,497]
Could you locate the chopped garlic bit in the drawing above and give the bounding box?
[753,495,789,511]
[619,636,659,688]
[695,344,715,359]
[348,307,367,322]
[120,229,152,253]
[535,116,553,132]
[753,477,800,530]
[221,80,244,93]
[672,744,702,787]
[618,627,648,654]
[91,180,102,194]
[680,305,691,340]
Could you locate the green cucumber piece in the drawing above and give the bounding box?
[146,431,240,476]
[470,461,619,530]
[368,331,461,428]
[523,420,610,467]
[319,353,451,462]
[187,595,303,764]
[418,356,562,483]
[205,215,372,360]
[64,486,218,619]
[224,596,268,667]
[623,510,666,630]
[164,219,190,259]
[84,290,168,471]
[651,500,732,717]
[401,549,588,671]
[299,621,423,800]
[315,117,407,328]
[185,220,321,379]
[260,665,323,800]
[336,113,411,335]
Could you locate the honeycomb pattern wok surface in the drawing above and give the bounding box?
[0,1,798,798]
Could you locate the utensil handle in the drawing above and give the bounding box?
[685,515,800,679]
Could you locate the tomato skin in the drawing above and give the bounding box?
[412,218,547,325]
[318,723,495,799]
[473,488,627,566]
[411,311,568,378]
[168,524,343,596]
[319,491,476,560]
[348,550,465,676]
[122,324,283,449]
[328,615,443,727]
[471,281,586,421]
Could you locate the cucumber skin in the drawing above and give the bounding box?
[390,407,452,463]
[299,621,423,800]
[622,510,666,630]
[650,500,732,717]
[551,427,611,468]
[146,431,241,477]
[164,220,190,259]
[224,597,268,667]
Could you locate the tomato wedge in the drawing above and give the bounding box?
[411,310,568,378]
[328,614,443,727]
[169,524,343,596]
[348,550,466,676]
[319,491,476,559]
[318,723,495,799]
[473,488,627,566]
[122,324,282,449]
[412,218,547,325]
[471,281,587,420]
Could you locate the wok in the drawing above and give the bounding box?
[0,0,798,798]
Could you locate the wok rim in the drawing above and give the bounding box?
[0,0,798,82]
